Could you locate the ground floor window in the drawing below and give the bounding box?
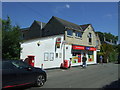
[88,51,94,62]
[72,53,81,63]
[50,53,54,61]
[44,53,49,61]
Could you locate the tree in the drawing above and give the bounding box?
[96,31,118,44]
[100,43,113,62]
[2,16,22,60]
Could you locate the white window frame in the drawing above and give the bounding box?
[50,53,54,61]
[75,31,82,38]
[67,29,73,37]
[44,53,49,61]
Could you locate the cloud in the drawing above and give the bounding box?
[65,4,70,8]
[104,14,113,19]
[53,4,70,14]
[106,14,112,17]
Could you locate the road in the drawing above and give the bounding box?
[41,63,119,88]
[10,63,119,89]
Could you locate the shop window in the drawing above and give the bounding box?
[50,53,54,61]
[67,29,73,36]
[44,53,49,61]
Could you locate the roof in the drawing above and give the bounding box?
[35,21,46,28]
[21,27,29,32]
[53,16,83,31]
[80,24,90,31]
[21,20,46,32]
[104,41,115,45]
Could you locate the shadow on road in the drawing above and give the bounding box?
[102,79,120,88]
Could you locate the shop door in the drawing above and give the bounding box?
[88,51,94,62]
[28,56,35,67]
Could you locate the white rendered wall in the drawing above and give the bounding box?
[21,35,64,69]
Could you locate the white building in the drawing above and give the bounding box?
[21,16,100,69]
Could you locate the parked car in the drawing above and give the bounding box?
[1,60,47,89]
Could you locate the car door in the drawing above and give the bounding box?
[11,60,36,84]
[2,61,20,88]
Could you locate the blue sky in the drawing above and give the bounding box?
[2,2,118,36]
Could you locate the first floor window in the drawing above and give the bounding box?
[67,29,73,36]
[75,31,82,37]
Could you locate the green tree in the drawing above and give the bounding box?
[100,43,114,63]
[2,16,22,60]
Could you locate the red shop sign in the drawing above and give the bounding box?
[89,47,96,51]
[72,45,85,50]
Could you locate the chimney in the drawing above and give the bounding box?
[104,36,106,41]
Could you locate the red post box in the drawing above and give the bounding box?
[28,56,35,67]
[63,60,69,68]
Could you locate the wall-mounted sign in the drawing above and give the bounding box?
[89,47,96,51]
[72,45,96,51]
[86,47,96,51]
[72,45,85,50]
[56,38,61,48]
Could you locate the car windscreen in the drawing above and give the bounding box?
[2,61,15,69]
[11,60,31,69]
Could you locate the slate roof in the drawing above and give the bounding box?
[21,27,29,32]
[53,16,83,31]
[80,24,90,31]
[104,41,115,45]
[21,21,46,31]
[36,21,46,28]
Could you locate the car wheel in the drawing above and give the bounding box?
[35,74,45,87]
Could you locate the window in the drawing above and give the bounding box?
[50,53,54,61]
[75,31,82,37]
[67,29,73,36]
[59,53,62,58]
[56,53,58,58]
[89,38,92,43]
[89,33,92,38]
[44,53,49,61]
[88,33,92,44]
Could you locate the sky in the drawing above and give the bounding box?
[2,2,118,36]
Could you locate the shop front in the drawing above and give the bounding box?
[71,45,97,66]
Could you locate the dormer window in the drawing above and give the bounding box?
[75,31,82,38]
[67,29,73,36]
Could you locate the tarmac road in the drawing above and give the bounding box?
[41,63,119,88]
[10,63,119,89]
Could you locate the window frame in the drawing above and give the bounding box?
[67,29,73,36]
[44,52,49,61]
[50,53,54,61]
[75,31,82,38]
